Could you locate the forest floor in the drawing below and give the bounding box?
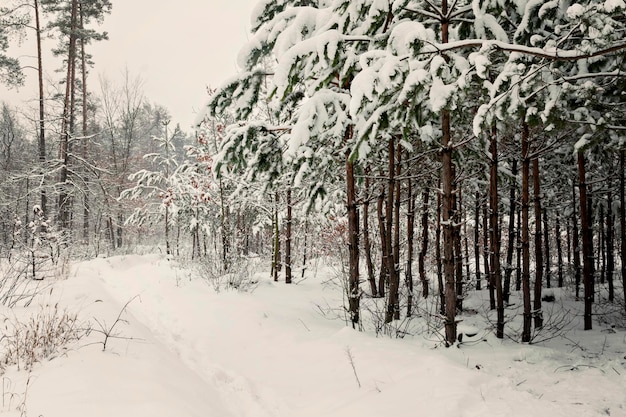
[1,253,625,417]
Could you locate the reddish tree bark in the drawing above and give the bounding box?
[503,159,517,303]
[346,128,360,327]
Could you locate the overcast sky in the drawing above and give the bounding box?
[2,0,259,131]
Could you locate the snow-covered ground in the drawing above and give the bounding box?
[1,254,625,417]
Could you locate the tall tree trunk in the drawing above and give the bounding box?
[301,218,309,279]
[406,177,416,317]
[543,210,551,289]
[578,151,594,330]
[483,202,492,308]
[363,169,377,296]
[419,187,430,297]
[532,157,543,329]
[619,149,626,310]
[58,0,79,230]
[217,177,228,269]
[599,203,605,285]
[80,5,89,244]
[34,0,46,214]
[385,138,400,323]
[463,201,471,290]
[556,212,564,288]
[436,185,445,316]
[285,187,292,284]
[454,180,464,312]
[377,188,387,298]
[504,159,517,303]
[346,128,360,328]
[489,128,504,338]
[588,183,595,302]
[566,218,572,267]
[164,121,171,256]
[393,143,402,320]
[442,107,457,344]
[474,191,481,290]
[573,182,581,299]
[272,193,280,282]
[440,0,457,345]
[516,199,522,291]
[606,181,614,302]
[521,122,532,343]
[165,205,170,255]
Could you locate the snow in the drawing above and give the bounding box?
[469,52,491,79]
[2,254,625,417]
[429,78,456,112]
[567,4,586,19]
[574,134,592,151]
[603,0,626,12]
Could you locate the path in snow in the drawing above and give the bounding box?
[72,254,626,417]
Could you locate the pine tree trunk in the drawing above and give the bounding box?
[58,0,79,230]
[504,159,517,303]
[606,181,614,302]
[272,197,280,282]
[219,178,229,270]
[588,184,595,302]
[619,149,626,311]
[454,181,464,312]
[34,0,47,214]
[346,128,360,328]
[474,191,482,291]
[393,143,402,320]
[489,129,504,338]
[80,6,89,244]
[436,186,445,316]
[599,203,605,286]
[556,212,564,288]
[578,152,594,330]
[521,122,532,343]
[573,182,581,299]
[406,178,415,317]
[566,220,572,267]
[285,187,292,284]
[116,210,123,249]
[363,170,377,296]
[377,188,387,298]
[483,202,493,308]
[442,109,457,344]
[463,204,470,287]
[301,218,309,279]
[385,138,399,323]
[543,208,552,288]
[440,0,456,345]
[165,205,170,255]
[516,200,522,292]
[164,122,171,256]
[419,187,430,298]
[532,157,543,329]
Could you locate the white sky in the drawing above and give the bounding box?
[1,0,259,131]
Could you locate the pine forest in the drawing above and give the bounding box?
[0,1,626,416]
